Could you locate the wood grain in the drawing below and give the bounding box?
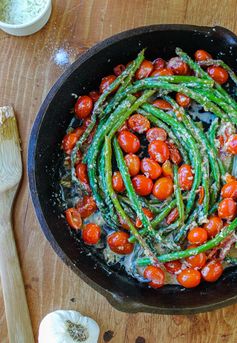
[1,0,237,342]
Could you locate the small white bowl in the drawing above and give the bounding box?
[0,0,52,36]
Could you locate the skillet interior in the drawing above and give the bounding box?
[28,24,237,314]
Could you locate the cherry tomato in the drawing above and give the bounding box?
[141,158,162,180]
[207,66,228,84]
[82,223,101,245]
[218,198,237,220]
[226,174,237,183]
[118,130,140,154]
[74,95,93,119]
[74,127,85,138]
[113,64,126,76]
[226,134,237,154]
[177,268,201,288]
[151,68,173,77]
[175,92,191,107]
[201,260,223,282]
[75,163,88,184]
[203,216,223,238]
[146,127,167,142]
[221,181,237,199]
[162,160,173,178]
[144,265,165,289]
[135,60,153,79]
[186,245,207,269]
[135,208,154,228]
[128,114,150,134]
[167,142,182,165]
[167,57,189,75]
[89,90,100,102]
[153,57,166,70]
[148,140,170,163]
[194,49,212,61]
[62,132,78,155]
[65,208,82,230]
[112,171,125,193]
[76,195,97,218]
[132,175,153,196]
[99,75,116,93]
[188,227,208,245]
[198,186,205,205]
[152,99,172,110]
[107,231,134,254]
[164,260,182,274]
[178,164,194,191]
[166,207,179,224]
[152,177,174,200]
[124,153,141,177]
[118,120,129,133]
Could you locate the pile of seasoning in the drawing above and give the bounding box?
[0,0,47,25]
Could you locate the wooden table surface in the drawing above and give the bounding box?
[1,0,237,342]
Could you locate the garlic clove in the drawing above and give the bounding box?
[38,310,100,343]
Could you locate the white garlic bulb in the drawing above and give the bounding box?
[38,310,100,343]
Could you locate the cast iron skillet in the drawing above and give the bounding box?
[28,24,237,314]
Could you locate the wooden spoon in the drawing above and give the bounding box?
[0,106,34,343]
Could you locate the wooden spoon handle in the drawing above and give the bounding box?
[0,219,34,343]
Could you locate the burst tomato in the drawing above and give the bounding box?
[175,92,191,107]
[113,64,126,76]
[75,163,88,183]
[128,114,150,133]
[164,260,182,274]
[152,99,172,110]
[82,223,101,244]
[226,134,237,154]
[135,60,153,79]
[65,208,82,230]
[99,75,116,93]
[135,208,154,228]
[76,195,97,218]
[107,231,134,254]
[166,207,179,224]
[167,57,189,75]
[146,127,167,142]
[167,142,182,165]
[178,164,194,190]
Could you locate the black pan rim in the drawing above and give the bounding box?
[28,23,237,314]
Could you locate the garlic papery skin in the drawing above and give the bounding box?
[38,310,100,343]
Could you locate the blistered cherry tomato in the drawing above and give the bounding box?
[175,92,191,107]
[118,131,140,154]
[113,64,126,76]
[112,171,125,193]
[167,57,189,75]
[135,208,154,228]
[226,134,237,154]
[75,163,88,183]
[118,214,131,230]
[207,66,228,84]
[164,260,182,274]
[186,246,207,269]
[76,195,97,218]
[132,175,153,196]
[152,177,173,200]
[167,142,182,165]
[99,75,116,93]
[62,132,78,155]
[65,208,82,230]
[188,227,208,245]
[107,231,134,254]
[201,260,223,282]
[218,198,237,220]
[124,154,141,177]
[194,49,212,61]
[198,186,205,205]
[153,57,166,70]
[221,181,237,199]
[178,164,194,190]
[128,114,150,133]
[177,268,201,288]
[151,68,173,77]
[135,60,153,79]
[144,265,165,289]
[152,99,172,110]
[89,90,100,102]
[82,223,101,244]
[74,95,93,119]
[148,140,170,163]
[203,216,223,238]
[166,207,179,225]
[141,158,162,180]
[146,127,167,142]
[162,160,173,178]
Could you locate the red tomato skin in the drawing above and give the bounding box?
[218,198,237,220]
[177,269,201,288]
[186,245,207,269]
[167,57,189,75]
[141,158,162,180]
[113,64,126,76]
[194,49,212,61]
[207,66,229,84]
[162,160,173,178]
[76,196,97,218]
[144,265,165,288]
[118,131,140,154]
[89,90,100,102]
[132,175,153,196]
[112,171,125,193]
[65,208,82,230]
[201,260,223,282]
[124,154,141,177]
[152,99,172,110]
[167,142,182,165]
[107,231,134,254]
[135,208,154,228]
[151,68,173,77]
[166,207,179,224]
[164,260,182,274]
[100,75,116,93]
[226,134,237,154]
[128,114,150,134]
[187,227,208,245]
[153,57,166,70]
[75,163,89,183]
[203,216,223,238]
[148,140,170,163]
[152,177,174,200]
[62,133,78,155]
[82,223,101,245]
[135,60,154,79]
[146,127,167,142]
[176,92,191,107]
[178,164,194,190]
[74,95,93,119]
[221,181,237,199]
